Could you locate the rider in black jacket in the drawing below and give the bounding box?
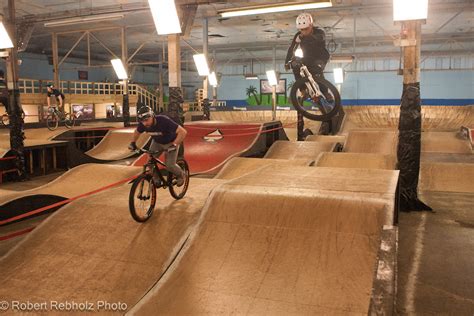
[285,12,331,96]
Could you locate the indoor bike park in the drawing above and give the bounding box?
[0,0,472,315]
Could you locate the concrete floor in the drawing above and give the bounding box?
[397,192,474,315]
[1,172,473,314]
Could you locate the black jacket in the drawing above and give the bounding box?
[285,27,330,67]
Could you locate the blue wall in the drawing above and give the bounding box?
[214,70,474,106]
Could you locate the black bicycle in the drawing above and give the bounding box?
[288,57,341,121]
[128,148,190,223]
[46,106,75,131]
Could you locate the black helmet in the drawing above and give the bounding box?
[137,106,154,121]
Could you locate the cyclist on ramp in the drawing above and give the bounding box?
[129,106,187,186]
[285,13,345,136]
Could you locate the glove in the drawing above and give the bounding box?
[284,63,290,71]
[128,142,137,151]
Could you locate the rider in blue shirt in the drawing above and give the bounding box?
[129,106,187,186]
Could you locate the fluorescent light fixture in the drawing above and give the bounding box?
[193,54,210,76]
[245,75,259,80]
[44,14,124,27]
[266,70,278,86]
[220,1,332,18]
[295,47,304,58]
[333,68,344,84]
[148,0,181,35]
[329,55,354,63]
[393,0,428,21]
[0,22,14,49]
[111,58,128,80]
[208,72,218,87]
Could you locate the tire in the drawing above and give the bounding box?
[1,114,9,127]
[46,114,58,131]
[290,77,342,121]
[129,174,156,222]
[64,113,75,129]
[168,159,190,200]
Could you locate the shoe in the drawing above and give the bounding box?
[323,92,335,103]
[176,176,185,187]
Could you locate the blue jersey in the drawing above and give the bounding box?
[137,115,179,144]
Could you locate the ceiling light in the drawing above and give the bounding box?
[208,72,218,87]
[245,75,259,80]
[329,55,354,63]
[333,68,344,84]
[148,0,181,35]
[219,1,332,18]
[0,22,13,49]
[266,70,278,86]
[111,59,128,80]
[393,0,428,21]
[44,14,124,27]
[193,54,210,76]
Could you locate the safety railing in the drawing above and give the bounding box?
[17,78,214,113]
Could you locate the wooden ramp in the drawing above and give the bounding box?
[421,132,472,154]
[85,128,149,161]
[130,166,399,315]
[420,162,474,193]
[0,178,225,309]
[315,152,397,170]
[215,157,312,180]
[344,130,399,155]
[264,141,337,160]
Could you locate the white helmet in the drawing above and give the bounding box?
[296,12,313,29]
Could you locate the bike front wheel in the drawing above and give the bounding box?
[129,174,157,222]
[168,159,190,200]
[290,77,342,121]
[64,113,75,129]
[46,114,59,131]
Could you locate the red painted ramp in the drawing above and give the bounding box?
[133,121,272,174]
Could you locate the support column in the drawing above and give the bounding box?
[397,20,431,212]
[6,0,26,179]
[167,34,183,125]
[121,27,130,127]
[158,51,164,112]
[202,18,209,107]
[52,33,59,87]
[271,46,277,121]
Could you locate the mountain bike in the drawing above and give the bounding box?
[129,148,190,223]
[46,106,75,131]
[288,57,341,121]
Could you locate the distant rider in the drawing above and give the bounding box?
[128,106,187,186]
[46,84,65,113]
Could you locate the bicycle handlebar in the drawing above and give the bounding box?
[134,146,177,155]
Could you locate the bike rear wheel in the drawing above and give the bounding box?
[168,159,190,200]
[64,113,75,129]
[129,174,157,222]
[46,114,58,131]
[290,77,341,121]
